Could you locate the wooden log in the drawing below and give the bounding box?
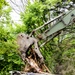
[21,72,57,75]
[9,71,57,75]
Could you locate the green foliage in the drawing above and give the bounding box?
[45,0,61,5]
[14,24,27,34]
[60,38,75,75]
[0,2,25,75]
[0,26,24,75]
[21,1,46,33]
[0,0,8,16]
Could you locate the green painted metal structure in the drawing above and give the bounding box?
[36,9,75,40]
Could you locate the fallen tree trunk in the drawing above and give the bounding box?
[9,71,57,75]
[21,72,57,75]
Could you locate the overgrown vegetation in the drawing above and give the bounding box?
[0,0,75,75]
[0,1,25,74]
